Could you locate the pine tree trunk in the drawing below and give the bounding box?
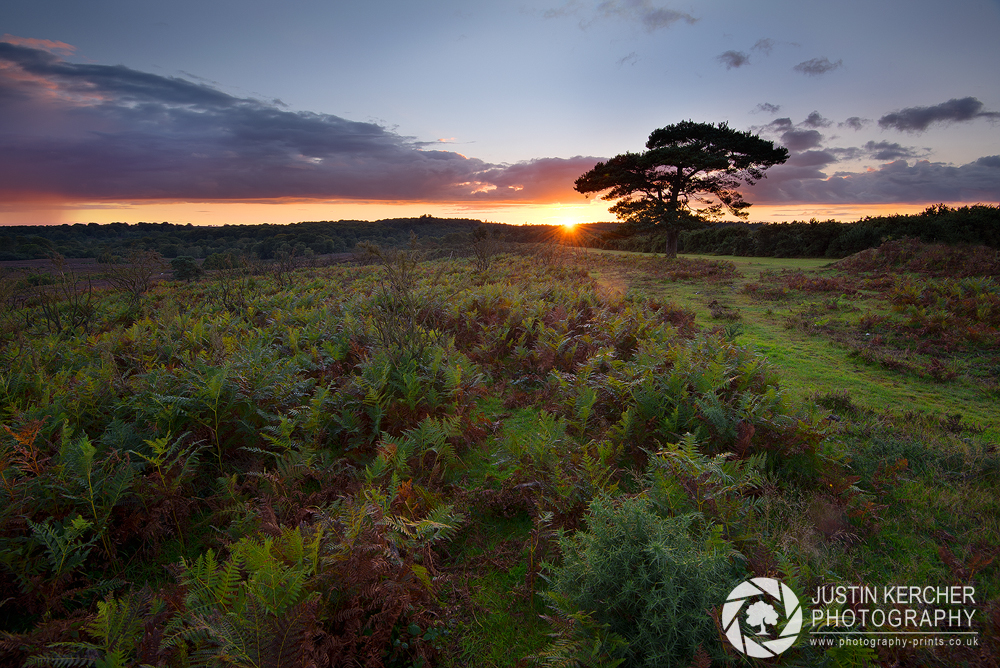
[664,229,679,258]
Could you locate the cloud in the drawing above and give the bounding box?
[861,140,929,161]
[877,97,1000,133]
[751,38,776,55]
[617,51,639,67]
[543,1,585,19]
[787,150,838,168]
[779,129,824,151]
[802,111,832,128]
[840,117,869,131]
[0,34,75,55]
[717,50,750,69]
[592,0,697,31]
[0,40,597,204]
[543,0,697,30]
[748,156,1000,205]
[760,111,930,165]
[793,57,843,76]
[826,147,862,161]
[753,103,781,114]
[474,157,607,201]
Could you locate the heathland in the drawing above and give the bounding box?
[0,213,998,667]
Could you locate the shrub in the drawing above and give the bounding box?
[203,250,240,271]
[100,248,167,305]
[837,237,1000,277]
[170,255,203,282]
[357,240,443,361]
[470,225,503,272]
[34,254,96,334]
[546,495,742,667]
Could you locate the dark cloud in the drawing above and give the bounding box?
[0,41,236,109]
[594,0,698,31]
[780,129,824,151]
[793,57,843,76]
[827,147,862,161]
[802,112,832,128]
[748,156,1000,205]
[616,51,639,67]
[877,97,1000,133]
[787,150,838,168]
[861,141,928,161]
[0,41,596,203]
[542,1,584,19]
[0,34,76,56]
[789,141,930,165]
[840,117,869,131]
[751,38,775,55]
[753,103,781,114]
[717,50,750,69]
[768,117,794,130]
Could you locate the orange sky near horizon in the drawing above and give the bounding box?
[0,198,977,229]
[0,199,613,227]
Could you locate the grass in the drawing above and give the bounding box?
[685,253,836,277]
[440,512,550,666]
[624,251,1000,442]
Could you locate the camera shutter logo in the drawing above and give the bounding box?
[721,577,802,658]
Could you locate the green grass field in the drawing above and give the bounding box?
[663,253,999,441]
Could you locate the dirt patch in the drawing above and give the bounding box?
[1,257,104,275]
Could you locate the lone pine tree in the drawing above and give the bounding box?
[575,120,788,257]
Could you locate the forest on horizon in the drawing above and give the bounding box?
[1,204,998,263]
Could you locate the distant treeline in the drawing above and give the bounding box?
[2,205,997,261]
[0,216,617,262]
[591,204,1000,257]
[675,204,1000,258]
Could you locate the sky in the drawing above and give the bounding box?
[1,0,999,227]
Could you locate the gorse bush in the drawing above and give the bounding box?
[546,495,742,667]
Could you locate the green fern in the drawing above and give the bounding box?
[231,536,311,617]
[528,592,627,668]
[176,549,245,618]
[27,515,95,578]
[90,588,162,658]
[56,426,137,559]
[164,530,322,668]
[648,433,764,535]
[573,385,598,436]
[386,503,465,547]
[23,651,98,667]
[22,589,163,668]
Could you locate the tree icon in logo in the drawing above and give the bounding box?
[746,600,779,636]
[721,577,802,658]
